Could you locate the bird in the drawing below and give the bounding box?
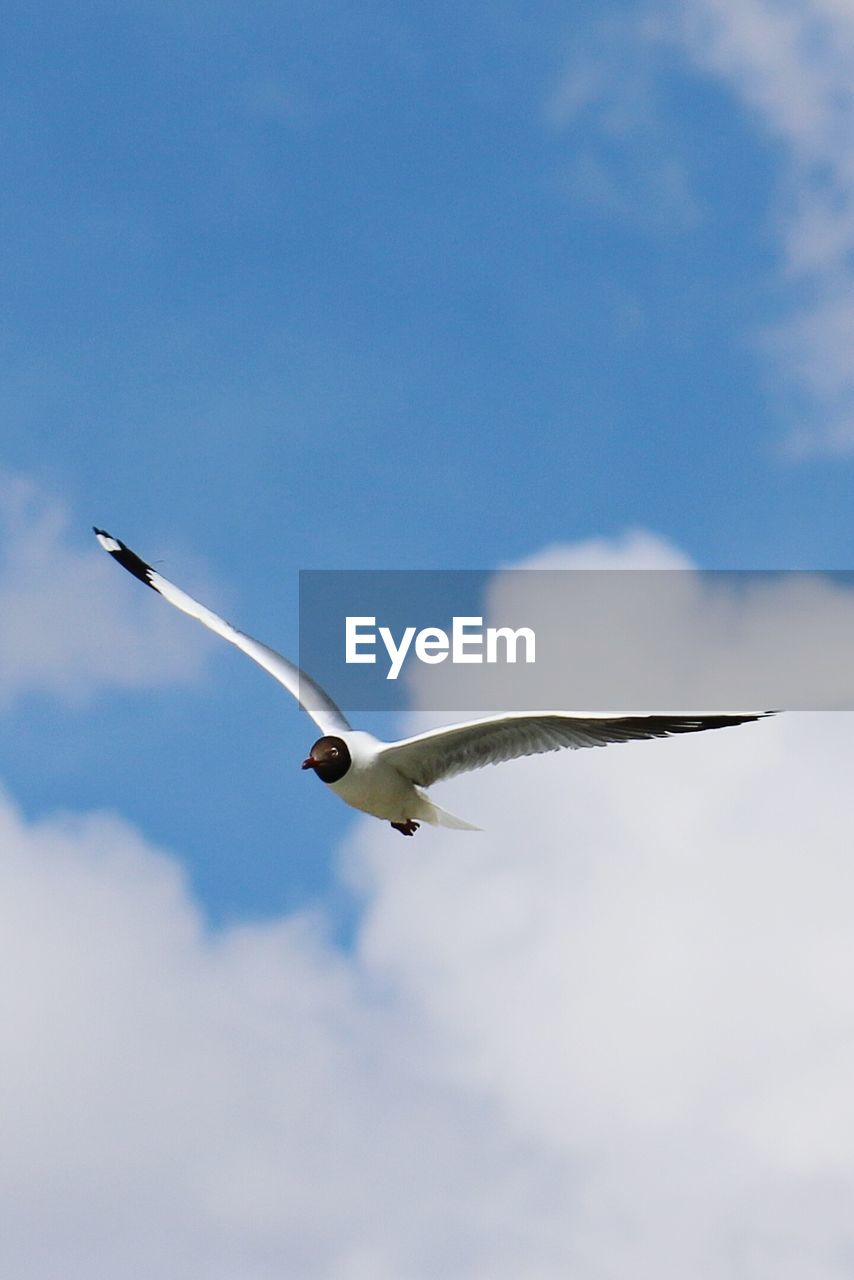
[93,528,768,835]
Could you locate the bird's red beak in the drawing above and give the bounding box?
[301,757,317,770]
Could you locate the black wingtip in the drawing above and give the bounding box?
[93,527,158,591]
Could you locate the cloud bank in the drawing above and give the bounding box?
[3,528,854,1278]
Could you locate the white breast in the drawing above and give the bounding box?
[329,731,423,822]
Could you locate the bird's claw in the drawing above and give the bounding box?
[391,820,420,836]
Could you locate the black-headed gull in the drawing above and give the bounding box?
[94,529,767,835]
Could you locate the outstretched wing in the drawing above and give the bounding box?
[378,711,767,787]
[93,528,351,736]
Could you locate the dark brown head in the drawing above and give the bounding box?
[301,735,351,784]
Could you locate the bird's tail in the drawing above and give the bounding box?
[417,794,482,831]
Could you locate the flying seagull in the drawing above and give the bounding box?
[94,528,767,835]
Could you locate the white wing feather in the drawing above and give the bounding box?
[379,711,765,787]
[93,529,350,736]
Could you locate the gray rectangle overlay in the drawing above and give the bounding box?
[299,570,854,713]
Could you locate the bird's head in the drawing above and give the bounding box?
[301,735,351,783]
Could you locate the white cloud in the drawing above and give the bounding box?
[0,785,587,1280]
[349,712,854,1278]
[0,471,212,706]
[670,0,854,453]
[509,527,695,570]
[547,23,703,234]
[4,532,854,1277]
[549,2,854,453]
[401,529,854,713]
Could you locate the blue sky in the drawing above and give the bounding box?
[3,0,853,916]
[4,4,854,1274]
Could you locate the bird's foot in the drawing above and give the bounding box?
[390,819,420,836]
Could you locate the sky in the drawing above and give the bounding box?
[3,1,854,1276]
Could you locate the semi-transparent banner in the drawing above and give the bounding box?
[298,569,854,713]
